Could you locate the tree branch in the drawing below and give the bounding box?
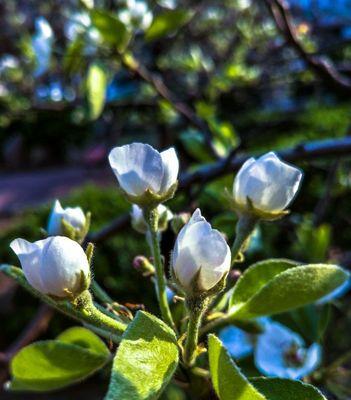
[120,54,220,159]
[263,0,351,94]
[89,137,351,243]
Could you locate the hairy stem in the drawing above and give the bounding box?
[1,265,127,341]
[145,208,176,332]
[184,296,209,367]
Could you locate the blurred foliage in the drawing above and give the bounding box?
[1,0,351,397]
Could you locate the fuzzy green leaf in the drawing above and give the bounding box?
[229,259,299,309]
[250,378,327,399]
[145,10,192,41]
[230,262,348,320]
[8,332,110,392]
[105,311,179,400]
[57,326,110,357]
[87,61,107,120]
[208,334,266,400]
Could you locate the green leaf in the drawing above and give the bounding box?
[105,311,179,400]
[250,378,327,399]
[87,62,107,120]
[90,9,130,51]
[64,35,85,74]
[229,259,299,309]
[208,334,266,400]
[145,10,192,41]
[57,326,110,357]
[230,262,348,320]
[8,334,110,392]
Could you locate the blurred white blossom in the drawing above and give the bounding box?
[254,321,321,380]
[32,17,53,77]
[47,200,86,236]
[118,0,153,30]
[131,204,173,234]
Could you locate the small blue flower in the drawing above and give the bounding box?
[219,326,254,360]
[254,321,322,380]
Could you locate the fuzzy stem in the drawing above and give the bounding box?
[1,265,127,340]
[231,215,257,266]
[145,208,176,332]
[75,290,126,335]
[184,296,209,367]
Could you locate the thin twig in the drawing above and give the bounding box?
[121,54,220,159]
[263,0,351,94]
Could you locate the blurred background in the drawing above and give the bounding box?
[1,0,351,398]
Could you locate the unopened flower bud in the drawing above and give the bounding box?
[133,255,155,276]
[108,143,179,207]
[10,236,90,299]
[47,200,87,240]
[172,209,231,295]
[131,204,173,234]
[233,152,302,219]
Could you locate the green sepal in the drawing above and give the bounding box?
[122,182,178,209]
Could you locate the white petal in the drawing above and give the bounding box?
[130,204,148,234]
[233,157,256,206]
[235,152,302,212]
[159,147,179,193]
[197,230,231,290]
[255,321,307,379]
[10,238,46,292]
[173,209,230,291]
[47,200,64,235]
[108,143,164,196]
[63,206,86,229]
[39,236,90,297]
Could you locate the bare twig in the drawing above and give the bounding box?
[121,54,220,159]
[263,0,351,94]
[89,137,351,243]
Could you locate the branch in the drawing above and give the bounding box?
[88,137,351,243]
[263,0,351,94]
[121,54,220,159]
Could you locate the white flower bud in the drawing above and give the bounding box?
[131,204,173,234]
[172,209,231,294]
[233,152,302,216]
[108,143,179,205]
[118,0,153,30]
[10,236,90,298]
[47,200,86,236]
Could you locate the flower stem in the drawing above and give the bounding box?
[184,296,209,367]
[145,208,176,332]
[75,290,126,335]
[0,265,127,341]
[231,215,257,266]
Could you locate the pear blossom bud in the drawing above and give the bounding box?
[172,209,231,295]
[131,204,173,234]
[108,143,179,206]
[10,236,90,298]
[233,152,302,218]
[47,200,86,236]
